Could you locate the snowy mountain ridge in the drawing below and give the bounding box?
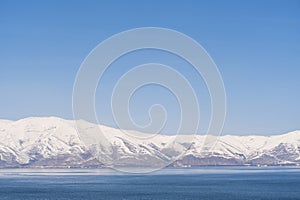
[0,117,299,168]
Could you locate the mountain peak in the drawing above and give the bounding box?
[0,117,299,168]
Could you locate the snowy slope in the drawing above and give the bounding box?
[0,117,299,167]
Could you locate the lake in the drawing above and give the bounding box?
[0,167,299,200]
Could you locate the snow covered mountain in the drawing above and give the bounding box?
[0,117,299,168]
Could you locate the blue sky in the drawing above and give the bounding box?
[0,0,299,135]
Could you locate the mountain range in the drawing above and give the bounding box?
[0,117,299,168]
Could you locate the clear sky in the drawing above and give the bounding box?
[0,0,299,135]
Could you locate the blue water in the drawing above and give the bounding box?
[0,167,300,200]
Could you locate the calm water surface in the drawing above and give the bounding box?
[0,167,299,200]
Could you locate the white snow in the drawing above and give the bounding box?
[0,117,299,166]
